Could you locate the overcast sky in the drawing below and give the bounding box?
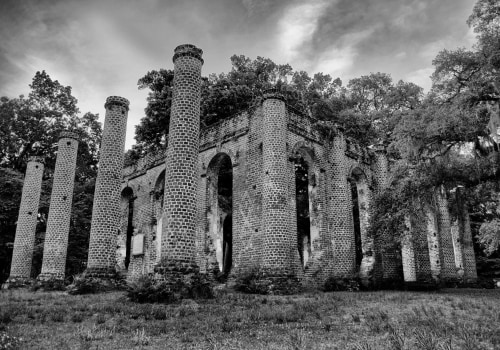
[0,0,477,149]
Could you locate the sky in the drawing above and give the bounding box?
[0,0,478,150]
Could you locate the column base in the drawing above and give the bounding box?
[37,272,65,282]
[84,267,119,279]
[2,276,32,289]
[241,267,300,295]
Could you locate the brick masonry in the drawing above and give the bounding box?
[6,45,477,286]
[8,157,45,282]
[38,131,80,281]
[86,96,130,278]
[156,44,203,279]
[119,99,476,286]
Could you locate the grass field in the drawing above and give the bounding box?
[0,288,499,349]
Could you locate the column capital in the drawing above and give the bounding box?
[104,96,130,111]
[262,88,285,102]
[172,44,204,64]
[59,131,81,142]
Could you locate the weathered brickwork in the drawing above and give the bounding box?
[110,44,477,288]
[435,186,459,280]
[8,157,45,282]
[425,207,442,281]
[86,96,130,278]
[450,189,477,281]
[7,45,476,287]
[261,91,295,280]
[156,44,203,278]
[38,131,80,281]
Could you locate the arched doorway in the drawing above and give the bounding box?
[153,170,165,262]
[348,167,371,274]
[295,156,311,267]
[206,153,233,276]
[292,146,319,268]
[120,187,135,270]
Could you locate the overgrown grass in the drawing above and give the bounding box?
[0,288,498,349]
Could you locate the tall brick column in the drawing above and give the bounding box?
[86,96,129,277]
[435,186,458,281]
[8,156,44,283]
[38,131,80,281]
[372,145,401,282]
[328,131,356,276]
[157,44,203,278]
[261,90,295,283]
[454,188,477,281]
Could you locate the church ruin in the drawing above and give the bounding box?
[6,44,477,290]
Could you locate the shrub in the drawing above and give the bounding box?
[323,276,360,292]
[66,273,125,295]
[126,275,176,303]
[176,273,214,299]
[127,273,214,303]
[233,267,270,294]
[29,277,66,292]
[66,275,103,295]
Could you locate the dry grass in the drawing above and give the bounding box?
[0,288,499,349]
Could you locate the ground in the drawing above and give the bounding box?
[0,288,499,349]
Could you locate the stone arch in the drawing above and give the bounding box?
[347,166,373,278]
[290,142,321,269]
[153,170,166,210]
[206,152,233,276]
[119,186,135,270]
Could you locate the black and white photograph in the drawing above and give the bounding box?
[0,0,499,349]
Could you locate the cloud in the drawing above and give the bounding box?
[0,0,479,148]
[277,0,475,85]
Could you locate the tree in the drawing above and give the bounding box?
[0,71,101,177]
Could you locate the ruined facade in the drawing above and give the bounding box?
[6,44,477,288]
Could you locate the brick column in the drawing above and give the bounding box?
[261,90,295,284]
[7,156,44,283]
[38,131,80,281]
[454,188,477,281]
[86,96,129,278]
[435,186,458,281]
[328,130,355,276]
[372,144,401,282]
[425,207,442,281]
[401,216,417,282]
[156,44,203,279]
